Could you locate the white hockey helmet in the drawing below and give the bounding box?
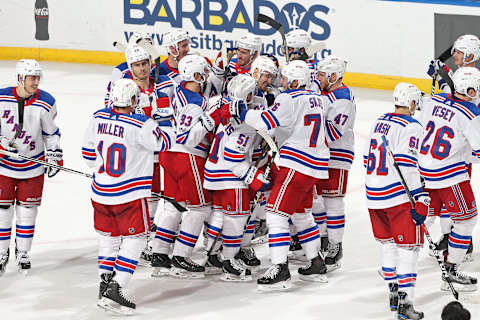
[110,79,140,107]
[128,31,151,45]
[451,34,480,65]
[452,66,480,100]
[250,55,278,78]
[16,59,42,83]
[236,34,261,55]
[286,29,312,50]
[316,55,347,80]
[393,82,423,110]
[163,29,189,55]
[125,44,151,75]
[282,60,310,88]
[227,74,257,105]
[178,54,210,84]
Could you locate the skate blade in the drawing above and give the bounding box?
[220,273,253,282]
[326,262,341,273]
[288,252,308,262]
[151,267,171,277]
[257,279,292,292]
[205,267,223,275]
[169,267,205,279]
[97,297,134,316]
[441,281,477,292]
[137,258,152,267]
[251,236,268,245]
[298,274,328,283]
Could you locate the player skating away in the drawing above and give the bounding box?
[419,67,480,292]
[223,60,336,291]
[309,56,356,272]
[365,82,427,319]
[0,59,62,276]
[82,79,174,315]
[150,54,222,278]
[203,74,268,281]
[426,35,480,258]
[156,29,190,83]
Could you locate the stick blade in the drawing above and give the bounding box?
[255,13,283,31]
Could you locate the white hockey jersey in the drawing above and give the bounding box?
[418,93,480,189]
[0,87,61,179]
[323,85,356,170]
[204,97,263,190]
[364,113,424,209]
[82,108,175,205]
[170,81,211,158]
[243,89,332,179]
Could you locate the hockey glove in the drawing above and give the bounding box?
[0,136,17,152]
[410,192,430,226]
[133,105,145,115]
[208,106,223,127]
[427,59,451,80]
[221,99,248,122]
[243,166,270,192]
[152,107,174,127]
[199,113,216,133]
[45,149,63,178]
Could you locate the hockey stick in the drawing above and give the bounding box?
[381,135,459,300]
[0,148,93,178]
[255,14,288,64]
[152,193,188,213]
[431,45,453,95]
[112,41,126,52]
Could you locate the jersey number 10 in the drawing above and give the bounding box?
[97,141,127,177]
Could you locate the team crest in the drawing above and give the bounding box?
[449,201,454,207]
[129,227,135,234]
[398,235,403,242]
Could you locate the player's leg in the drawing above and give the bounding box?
[312,188,328,252]
[15,174,44,274]
[251,191,268,244]
[170,154,211,278]
[236,189,261,268]
[203,194,224,275]
[389,202,424,319]
[0,175,15,275]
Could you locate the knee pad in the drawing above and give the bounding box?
[16,205,38,226]
[324,197,345,215]
[452,215,477,236]
[0,206,14,226]
[266,212,289,230]
[98,234,121,257]
[291,211,316,231]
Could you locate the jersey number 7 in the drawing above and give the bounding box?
[304,114,321,147]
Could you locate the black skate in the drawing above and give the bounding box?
[235,247,261,267]
[138,245,153,267]
[99,272,115,299]
[298,254,328,283]
[15,248,30,275]
[389,282,399,311]
[435,233,449,251]
[251,219,268,245]
[397,291,424,320]
[170,256,205,279]
[464,238,474,262]
[441,262,477,292]
[98,280,135,315]
[205,253,223,275]
[0,249,9,276]
[320,236,329,255]
[221,258,252,282]
[288,235,307,262]
[257,263,292,292]
[325,242,343,272]
[151,253,171,277]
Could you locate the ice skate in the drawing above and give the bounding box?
[15,248,30,275]
[98,272,115,299]
[389,282,398,311]
[320,236,329,255]
[441,262,477,292]
[288,235,307,262]
[298,254,328,283]
[251,219,268,245]
[0,249,9,276]
[397,291,424,319]
[138,244,153,267]
[221,258,252,282]
[463,239,474,262]
[429,233,449,257]
[325,242,343,272]
[97,280,135,315]
[170,256,205,279]
[257,263,292,292]
[235,247,261,267]
[151,253,171,277]
[205,253,223,275]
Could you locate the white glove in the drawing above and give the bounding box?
[199,113,216,132]
[45,149,63,178]
[133,105,145,115]
[0,136,16,152]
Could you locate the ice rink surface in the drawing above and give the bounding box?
[0,61,479,320]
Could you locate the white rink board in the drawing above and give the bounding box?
[0,61,479,320]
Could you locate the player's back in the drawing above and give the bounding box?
[274,89,330,179]
[418,93,480,189]
[364,113,423,209]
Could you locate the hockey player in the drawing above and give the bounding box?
[150,54,222,278]
[0,59,62,275]
[419,67,480,292]
[203,74,268,281]
[156,29,190,83]
[82,78,174,314]
[284,29,319,85]
[365,82,426,319]
[312,56,356,271]
[223,60,333,291]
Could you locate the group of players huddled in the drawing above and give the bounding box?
[0,27,479,319]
